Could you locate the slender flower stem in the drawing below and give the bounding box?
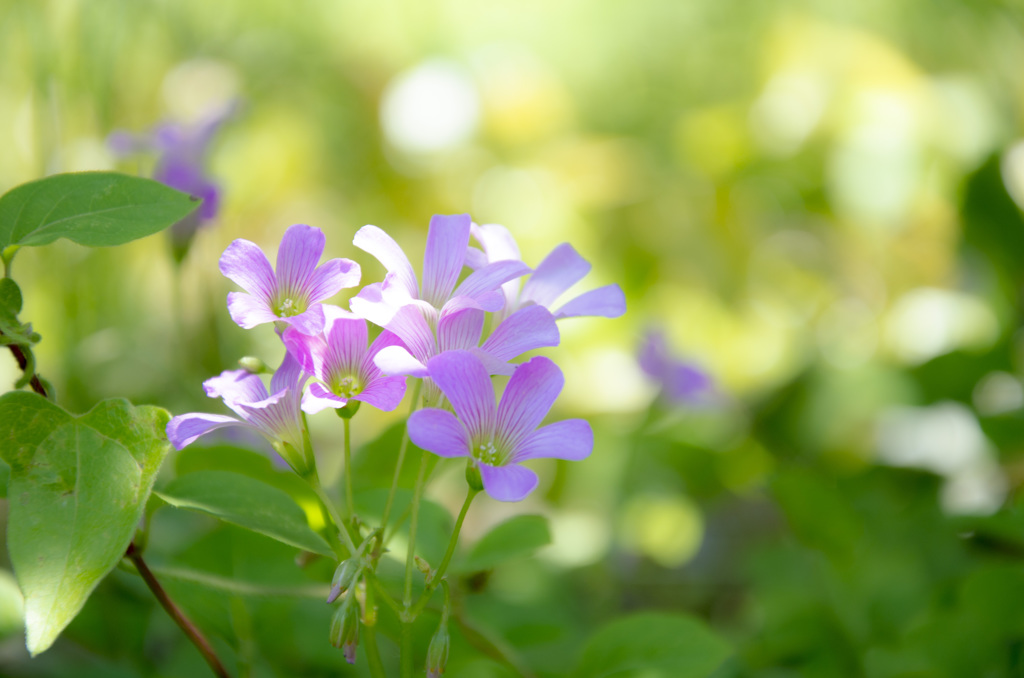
[400,450,431,678]
[408,488,477,618]
[308,479,358,557]
[362,582,388,678]
[125,543,229,678]
[381,379,422,535]
[343,416,355,519]
[364,570,403,618]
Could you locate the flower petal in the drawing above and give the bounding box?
[520,243,590,308]
[496,356,563,450]
[425,350,496,441]
[276,224,325,297]
[220,240,277,301]
[480,305,559,362]
[408,409,471,458]
[302,382,349,414]
[204,369,269,405]
[282,327,329,380]
[554,284,626,319]
[385,306,435,364]
[323,311,369,377]
[282,304,327,336]
[438,307,485,353]
[374,345,429,378]
[479,463,538,502]
[271,351,309,395]
[226,292,279,329]
[362,329,406,379]
[353,225,419,299]
[354,375,408,412]
[166,413,245,450]
[452,260,530,304]
[306,258,361,303]
[349,282,396,327]
[513,419,593,462]
[471,222,522,263]
[421,214,471,307]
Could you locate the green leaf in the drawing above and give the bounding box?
[574,612,731,678]
[0,391,171,655]
[156,470,333,558]
[458,514,551,573]
[0,171,199,250]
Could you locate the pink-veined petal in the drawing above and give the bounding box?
[204,369,269,405]
[219,239,277,301]
[226,292,279,329]
[166,413,245,450]
[520,243,591,308]
[353,225,419,299]
[385,305,435,363]
[513,419,593,462]
[275,224,326,297]
[282,327,329,380]
[471,223,522,263]
[306,258,361,303]
[438,307,485,353]
[478,463,538,502]
[302,382,349,414]
[554,284,626,319]
[271,351,309,395]
[452,260,530,305]
[374,345,429,378]
[362,329,406,380]
[355,376,408,412]
[281,304,327,336]
[468,348,516,376]
[496,356,563,450]
[480,305,559,362]
[425,351,496,441]
[408,409,471,458]
[421,214,471,307]
[464,246,488,270]
[323,312,369,377]
[349,282,397,328]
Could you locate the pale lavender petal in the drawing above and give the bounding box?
[408,409,471,458]
[276,224,325,297]
[226,292,279,329]
[464,246,488,270]
[496,356,563,450]
[220,239,277,301]
[421,214,471,307]
[425,351,496,441]
[353,225,419,299]
[236,391,297,440]
[374,346,429,378]
[478,463,538,502]
[204,369,269,405]
[468,348,516,376]
[302,383,349,414]
[324,313,369,377]
[281,304,327,336]
[638,329,669,378]
[282,328,328,380]
[271,351,308,395]
[438,307,485,353]
[520,243,591,308]
[480,305,559,362]
[554,284,626,319]
[349,283,394,327]
[385,306,435,364]
[452,260,530,304]
[362,330,406,379]
[306,258,361,303]
[355,376,408,412]
[513,419,593,462]
[167,413,244,450]
[471,223,521,263]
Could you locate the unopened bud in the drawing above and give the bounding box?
[330,594,360,664]
[238,356,269,374]
[425,620,450,678]
[415,555,432,576]
[465,461,484,492]
[327,559,360,604]
[336,400,361,419]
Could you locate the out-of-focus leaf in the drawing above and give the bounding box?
[0,171,199,249]
[156,470,333,557]
[0,569,24,641]
[0,277,21,320]
[771,467,861,561]
[0,391,170,655]
[458,515,551,573]
[574,612,731,678]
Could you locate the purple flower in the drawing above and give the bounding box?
[408,351,592,502]
[282,306,408,414]
[220,224,361,335]
[349,214,530,328]
[467,223,626,323]
[166,353,314,475]
[638,328,714,405]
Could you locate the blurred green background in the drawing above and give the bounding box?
[5,0,1024,676]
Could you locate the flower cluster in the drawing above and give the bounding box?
[168,215,623,500]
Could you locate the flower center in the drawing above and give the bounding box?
[275,297,306,317]
[330,374,363,399]
[473,438,508,466]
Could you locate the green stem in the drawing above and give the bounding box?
[2,245,18,278]
[343,416,355,519]
[381,379,422,534]
[363,582,389,678]
[2,329,49,399]
[146,565,330,598]
[400,450,430,678]
[408,488,477,618]
[364,570,403,618]
[401,621,414,678]
[308,479,358,557]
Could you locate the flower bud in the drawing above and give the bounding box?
[330,594,360,664]
[425,619,450,678]
[238,356,269,374]
[414,555,432,576]
[335,400,361,419]
[465,461,484,493]
[327,558,360,604]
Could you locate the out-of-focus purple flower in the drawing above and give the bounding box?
[166,353,314,475]
[638,328,714,405]
[108,101,238,259]
[408,351,592,502]
[282,306,408,414]
[220,224,361,336]
[349,214,530,328]
[467,222,626,323]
